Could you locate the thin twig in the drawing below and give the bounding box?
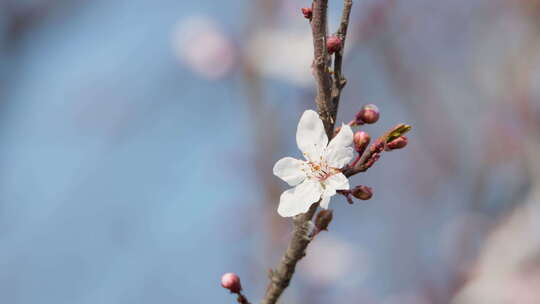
[261,1,354,303]
[331,0,353,106]
[343,123,412,177]
[236,292,252,304]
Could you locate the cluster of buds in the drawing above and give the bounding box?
[352,124,410,173]
[337,104,411,204]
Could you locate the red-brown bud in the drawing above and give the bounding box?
[351,185,373,200]
[326,36,342,54]
[386,135,408,151]
[353,131,371,154]
[221,273,242,293]
[356,104,380,124]
[301,7,313,20]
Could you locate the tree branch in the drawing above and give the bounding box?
[261,1,354,304]
[311,0,334,139]
[331,0,353,106]
[261,204,318,304]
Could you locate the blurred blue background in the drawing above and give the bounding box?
[1,0,540,303]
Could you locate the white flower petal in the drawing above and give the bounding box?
[327,123,353,151]
[325,173,349,192]
[320,194,331,209]
[318,173,349,209]
[325,124,354,168]
[273,157,307,186]
[296,110,328,161]
[277,179,322,217]
[325,147,354,168]
[323,186,337,198]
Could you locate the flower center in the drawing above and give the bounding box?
[307,161,340,182]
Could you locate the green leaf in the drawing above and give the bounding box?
[385,124,412,143]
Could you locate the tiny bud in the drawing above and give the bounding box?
[356,104,380,124]
[301,7,313,20]
[314,209,333,231]
[326,36,342,54]
[221,273,242,293]
[353,131,371,154]
[386,136,408,151]
[351,185,373,200]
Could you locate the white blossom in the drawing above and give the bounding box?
[273,110,354,217]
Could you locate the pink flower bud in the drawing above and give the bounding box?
[386,135,408,151]
[326,36,342,54]
[221,272,242,293]
[301,7,313,20]
[351,185,373,200]
[353,131,371,154]
[356,104,380,124]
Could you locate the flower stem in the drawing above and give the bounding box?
[236,292,251,304]
[350,154,362,168]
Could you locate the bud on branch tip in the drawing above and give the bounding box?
[385,135,408,151]
[353,131,371,154]
[221,273,242,293]
[352,185,373,200]
[385,124,412,143]
[356,104,380,125]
